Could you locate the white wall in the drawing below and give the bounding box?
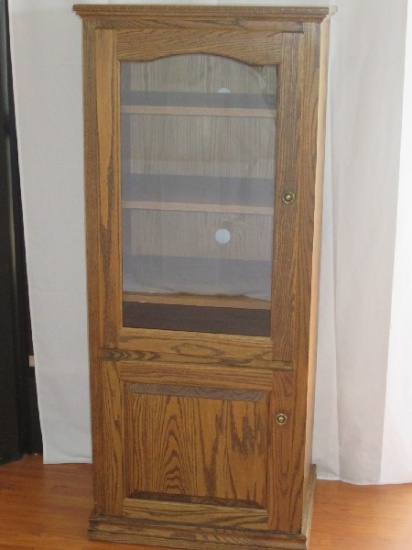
[313,0,409,483]
[381,0,412,482]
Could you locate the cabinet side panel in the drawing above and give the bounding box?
[304,19,331,492]
[289,21,328,532]
[86,27,124,515]
[82,18,107,512]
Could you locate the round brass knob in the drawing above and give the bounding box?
[275,413,288,426]
[282,191,295,205]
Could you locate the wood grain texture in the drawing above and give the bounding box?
[127,383,265,402]
[126,112,275,178]
[95,28,121,348]
[304,19,331,491]
[122,292,271,311]
[121,106,276,118]
[284,21,331,534]
[270,32,303,363]
[268,371,296,531]
[118,361,276,392]
[117,29,284,65]
[73,5,335,24]
[89,517,309,550]
[98,18,304,34]
[96,362,123,515]
[122,379,270,528]
[116,330,281,369]
[122,201,273,215]
[103,347,291,371]
[75,5,335,548]
[123,498,269,530]
[82,17,107,515]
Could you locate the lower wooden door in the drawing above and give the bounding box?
[91,359,302,544]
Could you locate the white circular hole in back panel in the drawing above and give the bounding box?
[215,228,231,244]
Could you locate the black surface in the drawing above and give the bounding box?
[123,302,271,336]
[0,0,42,464]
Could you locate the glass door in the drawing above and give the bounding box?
[121,55,277,336]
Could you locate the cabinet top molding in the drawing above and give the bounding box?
[73,5,337,23]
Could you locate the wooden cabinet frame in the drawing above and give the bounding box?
[74,5,335,549]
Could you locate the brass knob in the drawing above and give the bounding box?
[282,191,295,205]
[275,413,288,426]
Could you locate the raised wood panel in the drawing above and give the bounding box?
[123,385,269,518]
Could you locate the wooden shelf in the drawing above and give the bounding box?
[123,291,271,310]
[121,105,276,118]
[122,200,273,216]
[121,175,275,213]
[121,90,276,108]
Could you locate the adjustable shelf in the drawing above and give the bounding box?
[122,291,271,310]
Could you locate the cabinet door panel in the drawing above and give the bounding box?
[98,361,296,532]
[120,51,277,336]
[123,384,269,509]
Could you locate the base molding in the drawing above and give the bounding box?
[89,520,307,550]
[88,467,317,550]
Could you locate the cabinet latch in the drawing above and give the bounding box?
[282,191,295,205]
[275,412,288,426]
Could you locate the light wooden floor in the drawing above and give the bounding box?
[1,455,412,550]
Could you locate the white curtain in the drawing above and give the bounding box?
[9,0,412,483]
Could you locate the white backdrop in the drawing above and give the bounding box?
[9,0,412,483]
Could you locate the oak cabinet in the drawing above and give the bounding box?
[74,5,335,549]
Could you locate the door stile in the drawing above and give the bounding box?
[95,29,122,349]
